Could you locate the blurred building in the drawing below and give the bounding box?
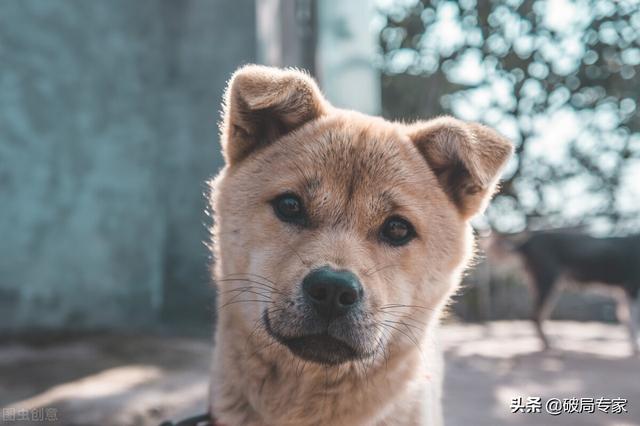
[0,0,255,333]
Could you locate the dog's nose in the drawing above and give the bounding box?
[302,267,363,320]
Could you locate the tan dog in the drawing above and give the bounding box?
[208,65,512,426]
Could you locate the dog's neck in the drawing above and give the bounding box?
[210,312,438,426]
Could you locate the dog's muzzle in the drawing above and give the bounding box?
[264,266,370,365]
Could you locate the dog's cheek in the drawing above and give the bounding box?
[214,180,292,324]
[397,235,460,317]
[247,226,313,306]
[362,248,422,320]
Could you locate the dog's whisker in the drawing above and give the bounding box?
[247,338,280,361]
[221,291,273,304]
[363,263,400,277]
[243,314,271,356]
[379,303,435,312]
[383,319,424,334]
[364,329,387,381]
[220,284,278,296]
[381,320,432,369]
[216,281,282,304]
[372,323,392,373]
[220,284,274,306]
[221,287,273,299]
[389,319,427,357]
[222,272,280,289]
[218,298,275,310]
[379,322,421,351]
[217,277,281,293]
[381,311,428,327]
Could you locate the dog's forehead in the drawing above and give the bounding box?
[283,114,417,187]
[251,113,434,225]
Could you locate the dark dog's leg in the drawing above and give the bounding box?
[531,274,562,351]
[617,290,640,355]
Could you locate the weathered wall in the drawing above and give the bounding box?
[0,0,255,332]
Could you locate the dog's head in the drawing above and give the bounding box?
[210,65,512,366]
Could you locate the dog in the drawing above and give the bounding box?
[489,231,640,354]
[207,65,512,426]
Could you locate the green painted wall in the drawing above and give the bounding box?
[0,0,255,332]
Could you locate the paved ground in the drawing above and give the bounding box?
[441,321,639,426]
[1,321,638,426]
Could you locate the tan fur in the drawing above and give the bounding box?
[208,65,512,426]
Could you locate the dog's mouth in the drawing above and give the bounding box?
[263,311,360,365]
[278,334,359,365]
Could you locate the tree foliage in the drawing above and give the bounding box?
[378,0,640,232]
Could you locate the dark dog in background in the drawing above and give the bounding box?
[490,231,640,355]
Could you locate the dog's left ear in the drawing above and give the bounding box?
[407,116,513,219]
[220,65,329,165]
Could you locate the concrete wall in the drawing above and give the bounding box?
[0,0,256,333]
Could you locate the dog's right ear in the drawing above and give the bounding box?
[220,65,329,165]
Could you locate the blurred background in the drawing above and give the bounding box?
[0,1,639,425]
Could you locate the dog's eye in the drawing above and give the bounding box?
[380,216,415,246]
[272,193,307,226]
